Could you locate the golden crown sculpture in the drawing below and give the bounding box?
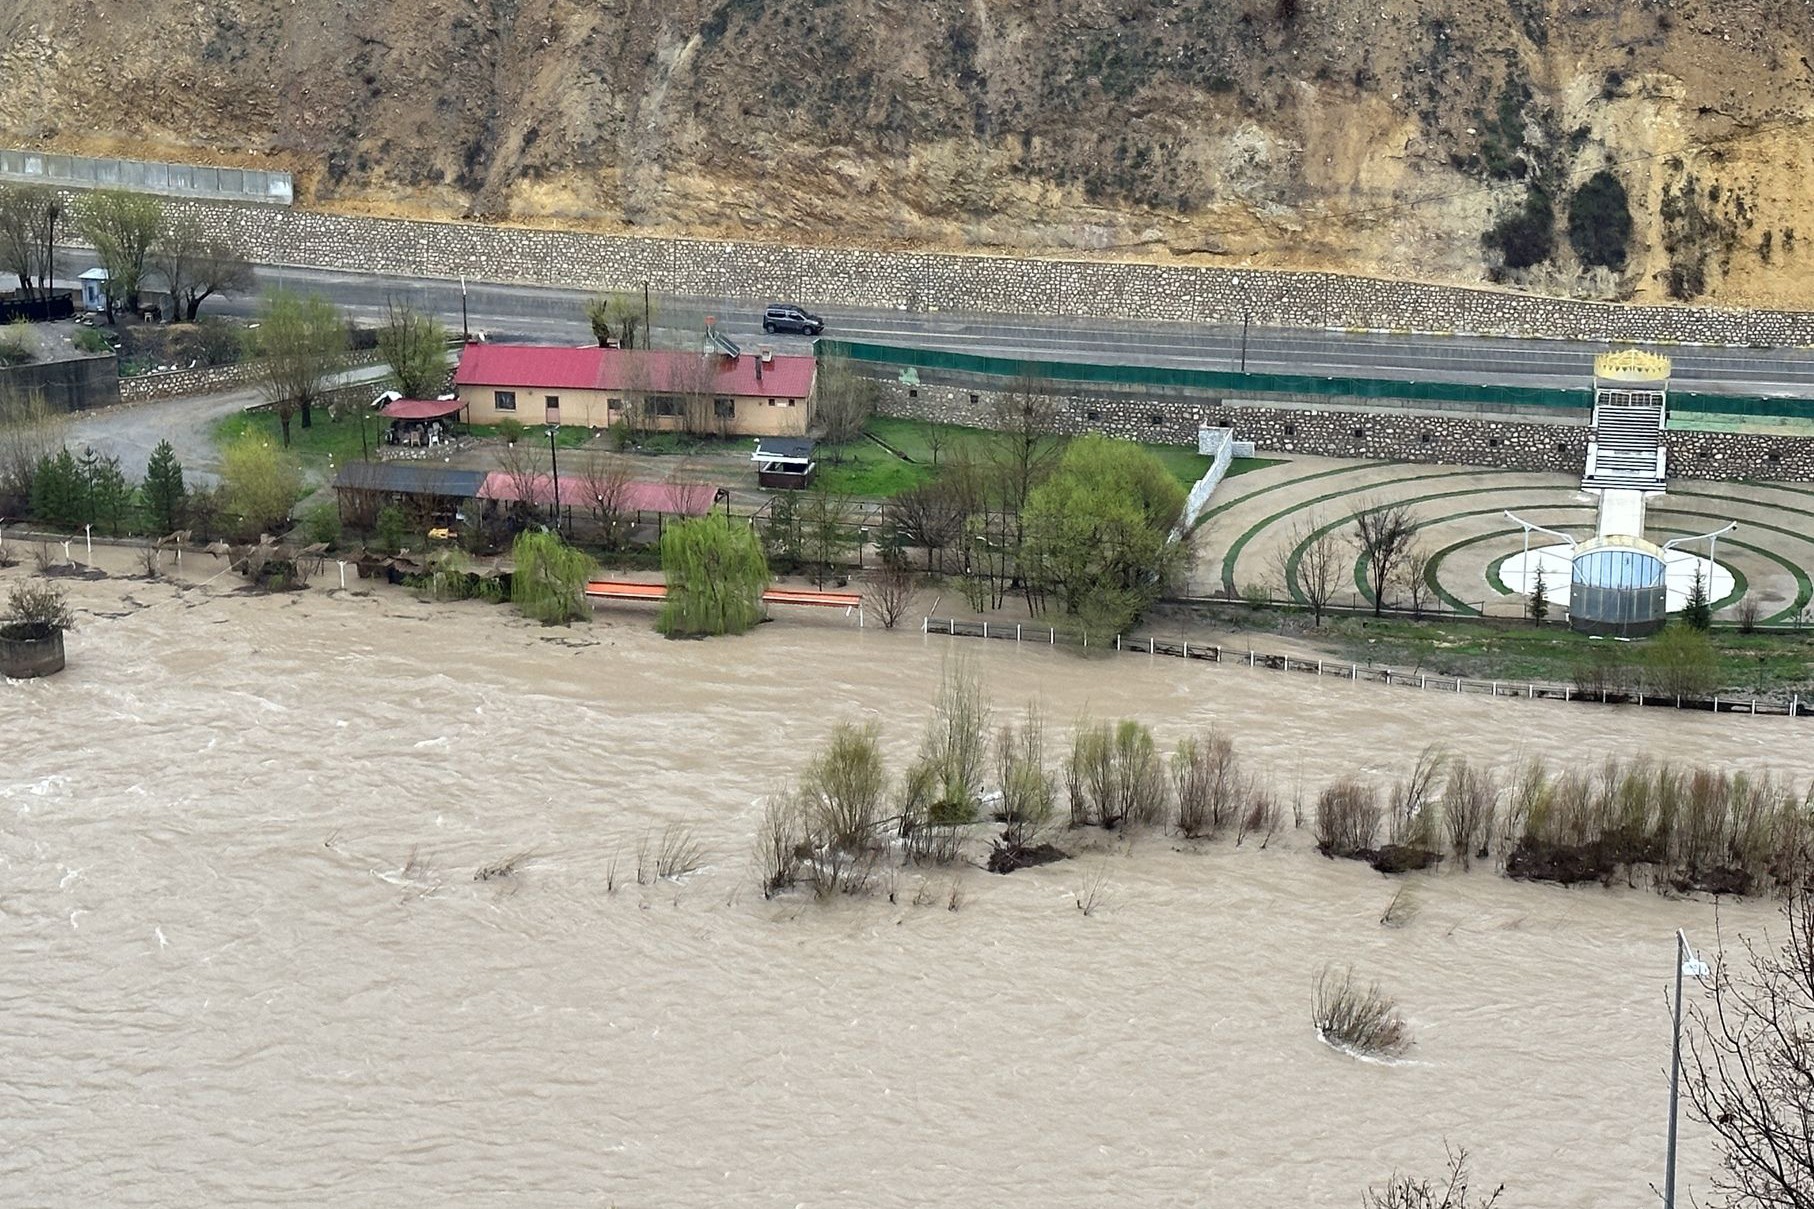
[1593,349,1672,380]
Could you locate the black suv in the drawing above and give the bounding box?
[763,304,825,336]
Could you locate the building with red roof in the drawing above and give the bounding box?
[452,342,818,437]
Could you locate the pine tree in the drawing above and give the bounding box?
[142,439,187,537]
[1684,566,1713,631]
[85,453,132,536]
[29,448,82,529]
[1529,563,1549,624]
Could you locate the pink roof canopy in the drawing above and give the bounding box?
[454,343,816,399]
[478,472,718,516]
[379,397,466,420]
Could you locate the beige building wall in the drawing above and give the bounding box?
[456,384,816,436]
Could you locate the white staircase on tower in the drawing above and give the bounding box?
[1582,393,1667,492]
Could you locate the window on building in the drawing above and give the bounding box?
[714,397,735,420]
[607,397,622,410]
[650,395,679,417]
[494,390,516,411]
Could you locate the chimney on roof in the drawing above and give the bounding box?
[755,356,763,383]
[759,344,773,363]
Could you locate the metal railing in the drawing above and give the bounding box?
[920,616,1809,718]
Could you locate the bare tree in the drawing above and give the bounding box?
[985,375,1062,513]
[1365,1146,1504,1209]
[576,456,636,548]
[0,386,64,516]
[922,420,950,468]
[1352,499,1420,617]
[0,184,62,303]
[1275,512,1344,626]
[891,479,969,572]
[863,550,917,630]
[1397,543,1435,619]
[669,349,723,438]
[495,436,547,524]
[815,350,880,448]
[1685,891,1814,1209]
[153,214,253,322]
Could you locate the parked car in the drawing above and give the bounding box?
[763,303,825,336]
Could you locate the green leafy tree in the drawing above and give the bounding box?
[800,483,856,587]
[585,291,653,349]
[1683,566,1713,630]
[814,351,881,448]
[659,514,771,637]
[1567,170,1634,271]
[142,439,187,536]
[374,505,408,554]
[511,530,598,625]
[29,447,83,528]
[251,291,348,444]
[219,436,303,535]
[377,300,450,399]
[762,491,805,573]
[1643,622,1719,697]
[1022,434,1185,644]
[76,189,165,318]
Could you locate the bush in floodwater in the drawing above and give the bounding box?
[1441,758,1498,871]
[1315,778,1381,858]
[1313,965,1410,1057]
[510,530,598,625]
[988,705,1063,873]
[1066,718,1168,829]
[1365,1145,1504,1208]
[800,720,889,853]
[1172,729,1241,839]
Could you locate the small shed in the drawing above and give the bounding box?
[78,268,109,312]
[332,461,488,529]
[752,436,817,489]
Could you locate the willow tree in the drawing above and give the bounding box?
[510,530,598,625]
[658,514,770,637]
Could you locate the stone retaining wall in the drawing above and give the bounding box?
[874,379,1814,482]
[119,350,385,404]
[83,198,1814,348]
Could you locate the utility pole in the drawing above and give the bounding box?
[547,425,562,534]
[643,281,651,348]
[1666,929,1710,1209]
[1240,310,1251,374]
[460,272,470,342]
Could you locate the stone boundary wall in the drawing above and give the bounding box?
[873,378,1814,483]
[119,349,385,404]
[94,198,1814,347]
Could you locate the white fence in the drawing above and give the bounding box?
[0,149,293,205]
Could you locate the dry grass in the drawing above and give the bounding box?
[474,850,533,882]
[1313,965,1411,1057]
[1073,862,1113,916]
[654,823,706,880]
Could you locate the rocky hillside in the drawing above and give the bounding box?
[4,0,1812,305]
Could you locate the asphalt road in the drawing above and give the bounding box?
[53,251,1814,398]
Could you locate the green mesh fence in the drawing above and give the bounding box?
[820,340,1814,420]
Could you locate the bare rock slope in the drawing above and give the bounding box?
[4,0,1811,305]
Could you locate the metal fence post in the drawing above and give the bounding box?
[983,621,989,639]
[1017,623,1022,642]
[949,618,956,635]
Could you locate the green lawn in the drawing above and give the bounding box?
[468,423,594,450]
[216,409,375,476]
[1308,614,1814,695]
[850,416,1283,496]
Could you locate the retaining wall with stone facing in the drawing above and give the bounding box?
[86,198,1814,348]
[874,380,1814,482]
[118,349,387,405]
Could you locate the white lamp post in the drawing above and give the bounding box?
[1665,928,1711,1209]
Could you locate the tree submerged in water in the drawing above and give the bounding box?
[658,514,770,638]
[510,531,597,625]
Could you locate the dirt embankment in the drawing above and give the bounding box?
[4,0,1812,306]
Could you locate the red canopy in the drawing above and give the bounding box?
[380,398,465,420]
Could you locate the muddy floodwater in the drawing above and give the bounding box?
[2,554,1799,1206]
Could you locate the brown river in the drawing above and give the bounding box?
[3,550,1798,1207]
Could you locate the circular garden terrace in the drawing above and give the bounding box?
[1190,455,1814,625]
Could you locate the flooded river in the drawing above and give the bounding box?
[2,552,1798,1206]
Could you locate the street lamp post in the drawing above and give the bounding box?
[546,425,561,533]
[1240,310,1251,374]
[1666,928,1711,1209]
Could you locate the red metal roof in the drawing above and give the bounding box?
[379,397,466,420]
[454,343,816,399]
[477,472,718,516]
